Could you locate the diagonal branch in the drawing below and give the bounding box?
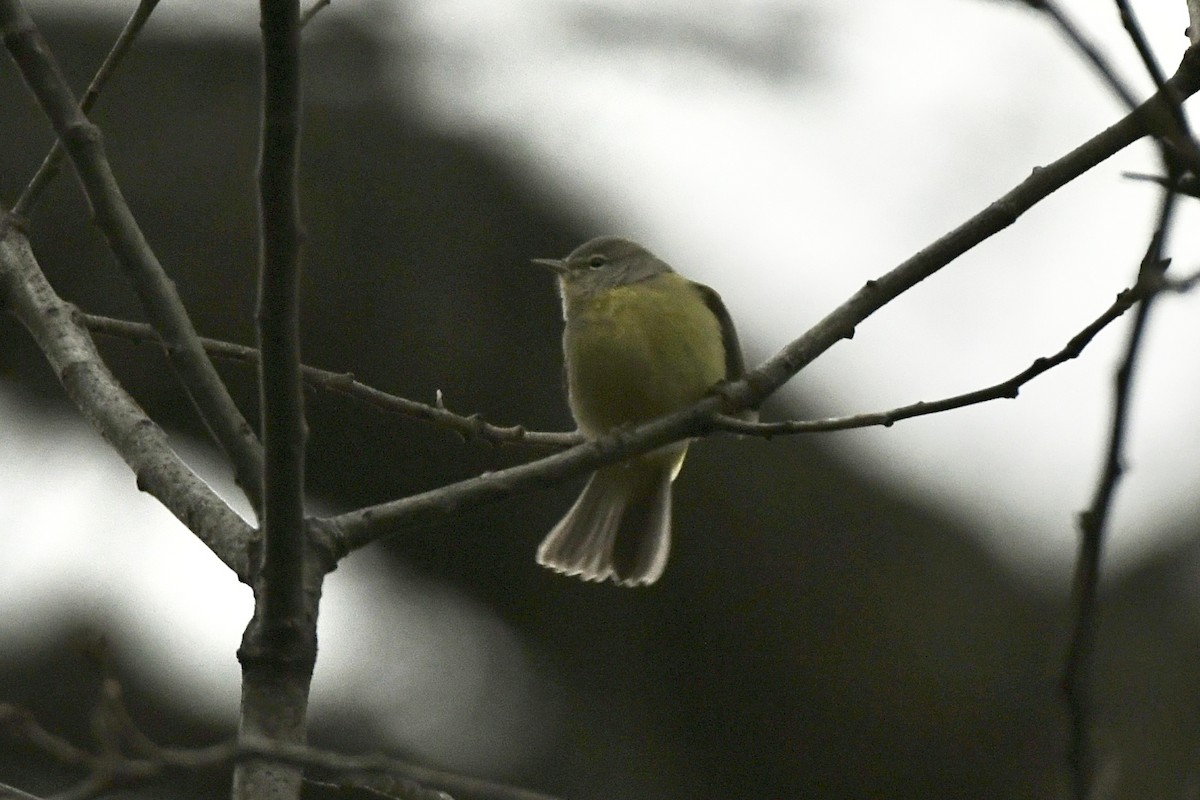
[1028,0,1140,109]
[0,0,266,513]
[320,43,1200,557]
[712,273,1162,436]
[0,216,254,579]
[299,0,331,28]
[12,0,161,218]
[1112,0,1200,174]
[0,781,46,800]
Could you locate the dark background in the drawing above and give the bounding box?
[2,13,1199,800]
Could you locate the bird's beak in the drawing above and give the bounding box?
[531,257,568,275]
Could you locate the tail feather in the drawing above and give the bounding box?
[537,461,673,586]
[610,476,671,586]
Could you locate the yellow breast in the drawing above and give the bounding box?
[563,272,726,436]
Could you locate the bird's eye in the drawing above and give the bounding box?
[587,255,607,269]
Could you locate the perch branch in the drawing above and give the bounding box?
[82,313,579,448]
[711,272,1169,436]
[321,43,1200,556]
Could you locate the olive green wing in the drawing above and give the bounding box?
[689,280,746,380]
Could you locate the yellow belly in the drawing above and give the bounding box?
[563,272,726,436]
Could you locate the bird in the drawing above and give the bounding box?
[532,235,748,586]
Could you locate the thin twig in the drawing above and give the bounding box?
[0,217,254,578]
[1060,186,1177,800]
[81,313,579,448]
[299,0,331,28]
[1115,0,1173,98]
[13,0,161,217]
[320,44,1200,557]
[1121,169,1200,197]
[711,274,1161,436]
[0,0,266,513]
[0,696,562,800]
[0,780,49,800]
[1113,0,1200,175]
[1031,0,1140,109]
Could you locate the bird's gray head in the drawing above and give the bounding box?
[533,236,673,296]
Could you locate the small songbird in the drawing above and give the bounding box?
[533,236,749,586]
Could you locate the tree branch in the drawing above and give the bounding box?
[299,0,331,28]
[12,0,161,218]
[0,690,563,800]
[1112,0,1200,174]
[0,216,254,579]
[0,780,48,800]
[82,313,579,449]
[1027,0,1140,109]
[711,273,1163,436]
[0,0,266,513]
[233,0,313,798]
[320,43,1200,557]
[255,0,308,643]
[1060,181,1178,800]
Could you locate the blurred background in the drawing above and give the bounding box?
[2,0,1200,797]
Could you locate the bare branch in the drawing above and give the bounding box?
[82,313,580,448]
[711,273,1162,436]
[255,0,308,635]
[729,45,1200,415]
[0,0,266,512]
[1032,0,1200,175]
[1027,0,1140,109]
[320,43,1200,557]
[0,691,564,800]
[13,0,161,217]
[234,1,313,799]
[1115,0,1172,97]
[0,216,254,579]
[300,0,331,28]
[0,780,49,800]
[1112,0,1200,174]
[1060,186,1178,800]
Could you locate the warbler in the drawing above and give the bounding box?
[533,236,748,587]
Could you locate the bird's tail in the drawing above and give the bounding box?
[537,455,677,587]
